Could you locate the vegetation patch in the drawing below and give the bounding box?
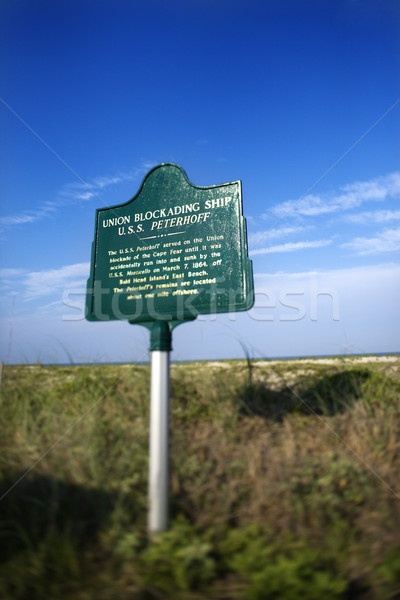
[0,357,399,599]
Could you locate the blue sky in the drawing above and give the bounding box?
[1,0,399,363]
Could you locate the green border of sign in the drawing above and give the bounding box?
[85,163,254,324]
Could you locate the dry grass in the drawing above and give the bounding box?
[0,356,399,599]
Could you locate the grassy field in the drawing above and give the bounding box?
[0,356,399,599]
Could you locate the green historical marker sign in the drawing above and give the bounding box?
[86,164,254,324]
[86,163,254,533]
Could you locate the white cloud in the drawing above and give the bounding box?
[0,268,23,278]
[22,262,90,299]
[341,173,400,202]
[93,175,127,189]
[0,263,91,324]
[0,204,57,227]
[59,172,136,202]
[248,225,312,249]
[250,239,332,256]
[0,214,38,226]
[0,268,25,295]
[254,262,400,285]
[0,163,155,232]
[344,209,400,224]
[268,172,400,219]
[59,189,96,201]
[341,227,400,255]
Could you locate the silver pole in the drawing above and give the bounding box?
[148,348,170,533]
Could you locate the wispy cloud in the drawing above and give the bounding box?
[341,227,400,255]
[22,262,90,299]
[254,262,400,290]
[0,262,90,301]
[58,167,151,203]
[0,268,23,278]
[344,209,400,224]
[250,239,332,256]
[0,204,57,227]
[0,162,155,232]
[0,214,37,226]
[0,268,24,293]
[267,172,400,219]
[248,225,313,248]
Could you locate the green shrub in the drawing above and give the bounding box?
[139,517,216,593]
[219,525,347,599]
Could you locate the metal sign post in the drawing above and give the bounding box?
[148,321,171,533]
[85,164,254,535]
